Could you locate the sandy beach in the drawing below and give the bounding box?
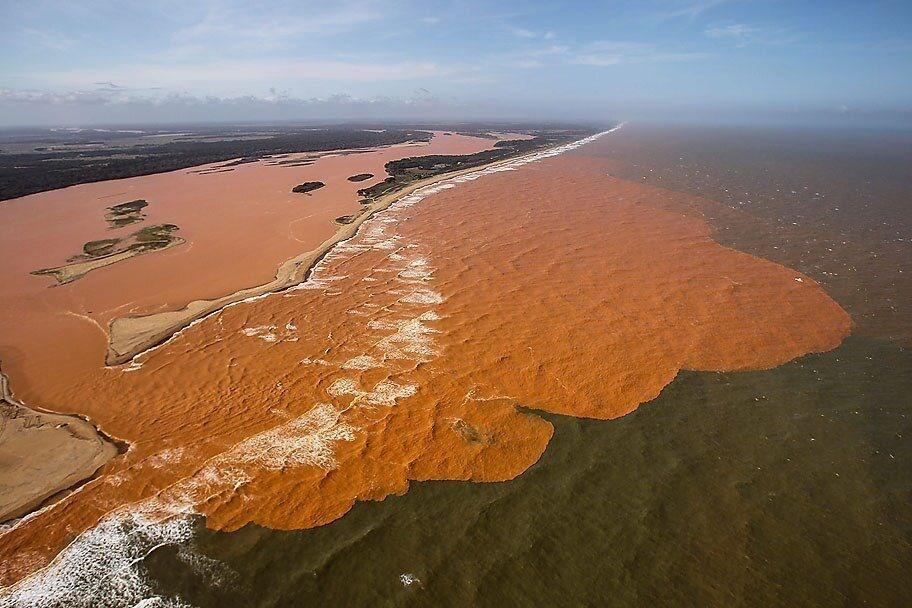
[0,367,116,523]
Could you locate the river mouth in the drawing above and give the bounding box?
[142,335,910,607]
[3,126,896,607]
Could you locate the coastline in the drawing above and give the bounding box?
[0,130,578,529]
[0,367,117,523]
[106,133,606,366]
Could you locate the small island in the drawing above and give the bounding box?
[33,224,183,284]
[292,181,325,194]
[104,199,148,228]
[347,173,374,182]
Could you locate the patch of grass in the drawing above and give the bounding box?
[82,238,120,257]
[105,199,148,228]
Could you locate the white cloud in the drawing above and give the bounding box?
[173,0,383,44]
[655,0,730,21]
[0,87,514,126]
[705,23,798,46]
[505,26,558,40]
[570,41,710,66]
[21,27,75,51]
[507,26,538,38]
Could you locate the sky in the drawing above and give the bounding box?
[1,0,911,127]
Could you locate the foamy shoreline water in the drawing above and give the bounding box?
[110,126,619,373]
[0,128,620,608]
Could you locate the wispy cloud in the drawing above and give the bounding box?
[21,27,75,51]
[705,23,799,46]
[654,0,729,21]
[705,23,761,45]
[507,26,538,38]
[570,41,710,66]
[166,0,385,56]
[506,26,557,40]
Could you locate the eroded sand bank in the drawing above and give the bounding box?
[0,132,850,604]
[0,368,116,523]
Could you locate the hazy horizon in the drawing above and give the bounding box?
[1,0,911,128]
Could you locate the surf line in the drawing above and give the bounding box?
[109,126,623,372]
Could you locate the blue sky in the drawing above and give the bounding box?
[1,0,910,126]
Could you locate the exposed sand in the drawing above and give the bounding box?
[106,148,551,366]
[32,236,185,285]
[0,368,116,523]
[0,131,851,599]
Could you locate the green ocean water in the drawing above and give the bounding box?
[145,336,911,607]
[140,126,911,607]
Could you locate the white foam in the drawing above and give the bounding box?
[0,405,355,608]
[375,315,441,360]
[342,355,381,370]
[401,287,444,305]
[327,378,417,407]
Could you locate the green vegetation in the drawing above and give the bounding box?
[347,173,374,182]
[356,132,593,203]
[1,127,433,201]
[33,224,183,284]
[134,223,179,245]
[292,182,325,194]
[82,238,120,257]
[104,199,148,228]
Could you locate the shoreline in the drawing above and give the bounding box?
[0,129,607,529]
[106,133,606,366]
[0,366,118,524]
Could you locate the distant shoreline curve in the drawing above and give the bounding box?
[106,127,619,367]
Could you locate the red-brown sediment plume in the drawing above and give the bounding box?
[0,135,849,599]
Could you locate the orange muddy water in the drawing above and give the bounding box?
[0,133,850,599]
[0,132,507,402]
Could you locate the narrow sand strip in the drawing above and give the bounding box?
[106,139,594,366]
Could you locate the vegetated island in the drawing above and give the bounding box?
[292,181,325,194]
[347,173,374,182]
[0,365,117,523]
[33,224,183,285]
[104,199,148,228]
[355,134,576,203]
[105,126,602,367]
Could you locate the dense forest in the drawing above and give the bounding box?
[357,130,596,201]
[0,127,432,201]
